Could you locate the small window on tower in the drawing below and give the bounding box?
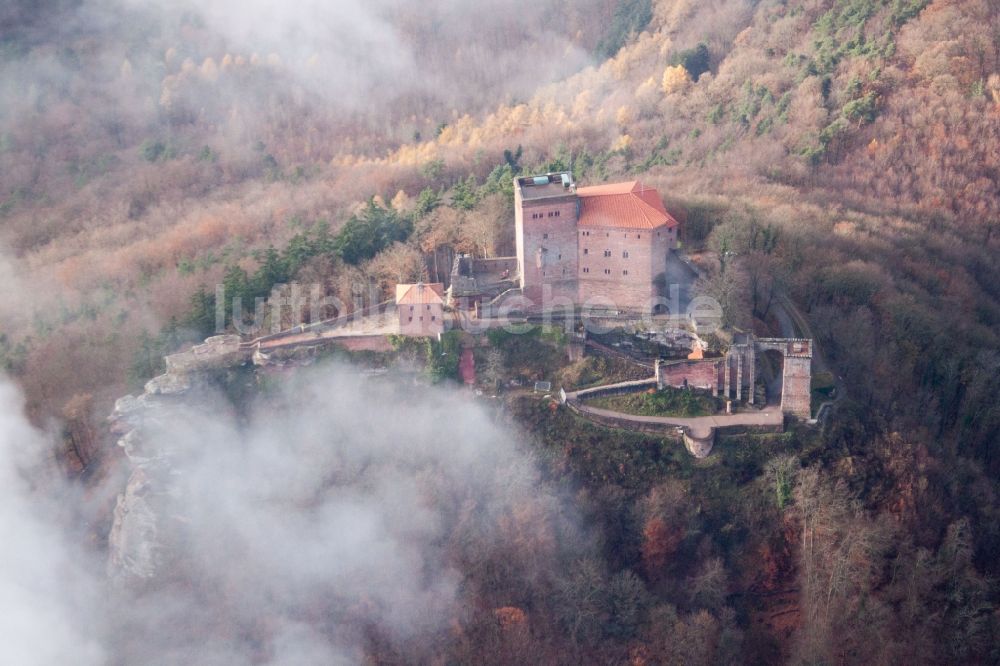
[583,248,589,255]
[554,211,560,217]
[623,270,629,276]
[543,233,548,239]
[604,268,611,275]
[623,251,629,258]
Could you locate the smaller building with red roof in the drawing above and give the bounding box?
[395,282,446,336]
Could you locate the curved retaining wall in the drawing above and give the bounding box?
[563,376,785,459]
[682,430,715,458]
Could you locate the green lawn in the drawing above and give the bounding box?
[586,386,721,417]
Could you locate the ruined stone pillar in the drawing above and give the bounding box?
[736,350,743,401]
[748,349,755,405]
[712,361,719,397]
[723,353,730,399]
[655,359,664,390]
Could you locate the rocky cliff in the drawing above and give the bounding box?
[106,336,250,583]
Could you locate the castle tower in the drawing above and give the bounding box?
[514,172,580,305]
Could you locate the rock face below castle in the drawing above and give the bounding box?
[107,336,250,584]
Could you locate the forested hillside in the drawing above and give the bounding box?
[1,0,999,662]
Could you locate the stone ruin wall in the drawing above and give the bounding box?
[656,359,720,392]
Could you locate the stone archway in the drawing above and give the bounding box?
[759,348,784,406]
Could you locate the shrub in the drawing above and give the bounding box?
[673,43,711,81]
[333,199,413,265]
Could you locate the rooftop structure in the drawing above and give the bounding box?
[514,172,577,201]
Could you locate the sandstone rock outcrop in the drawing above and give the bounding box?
[106,334,250,584]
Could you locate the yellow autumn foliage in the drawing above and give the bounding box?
[662,65,690,94]
[613,134,633,152]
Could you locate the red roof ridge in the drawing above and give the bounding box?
[577,181,640,197]
[395,282,445,305]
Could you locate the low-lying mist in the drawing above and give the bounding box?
[0,365,585,663]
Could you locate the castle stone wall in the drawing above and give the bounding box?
[516,192,579,304]
[656,359,720,391]
[578,227,661,311]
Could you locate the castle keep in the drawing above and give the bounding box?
[513,172,679,312]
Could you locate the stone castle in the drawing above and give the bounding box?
[514,172,679,312]
[445,171,680,314]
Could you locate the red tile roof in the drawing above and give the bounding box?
[576,181,678,230]
[395,282,445,306]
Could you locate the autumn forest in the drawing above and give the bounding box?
[1,0,999,663]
